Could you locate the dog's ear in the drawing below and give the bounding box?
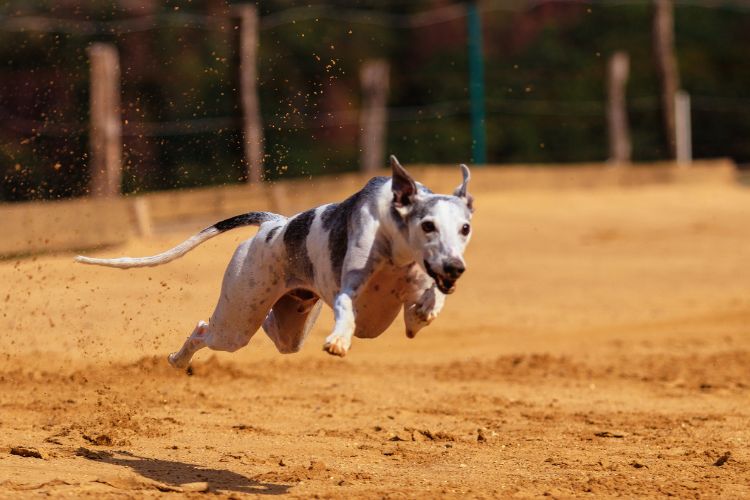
[454,164,474,212]
[390,155,417,211]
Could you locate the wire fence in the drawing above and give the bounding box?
[1,1,748,135]
[1,0,750,200]
[3,93,750,140]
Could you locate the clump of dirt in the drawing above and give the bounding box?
[713,451,732,467]
[83,434,114,446]
[9,446,48,459]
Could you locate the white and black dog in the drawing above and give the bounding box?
[76,156,473,367]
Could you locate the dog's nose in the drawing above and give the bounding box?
[443,259,465,279]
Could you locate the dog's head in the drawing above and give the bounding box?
[389,155,474,294]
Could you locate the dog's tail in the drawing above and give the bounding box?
[74,211,283,269]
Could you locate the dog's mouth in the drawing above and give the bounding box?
[424,261,456,294]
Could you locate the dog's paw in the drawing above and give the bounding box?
[414,303,438,324]
[323,335,350,357]
[414,298,439,324]
[414,287,444,324]
[404,290,444,339]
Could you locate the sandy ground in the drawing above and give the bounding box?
[1,183,749,498]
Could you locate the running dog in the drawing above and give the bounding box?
[75,156,474,367]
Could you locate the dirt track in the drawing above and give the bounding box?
[1,183,749,498]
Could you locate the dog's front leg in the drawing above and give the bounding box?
[404,284,446,338]
[322,213,382,356]
[323,290,357,356]
[403,265,446,338]
[416,284,446,322]
[324,264,376,356]
[323,250,380,356]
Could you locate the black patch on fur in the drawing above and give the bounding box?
[321,203,350,283]
[265,226,280,243]
[211,211,280,233]
[322,177,388,282]
[283,209,316,281]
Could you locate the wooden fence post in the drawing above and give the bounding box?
[653,0,679,159]
[359,59,389,174]
[675,90,692,165]
[236,4,264,183]
[607,51,631,165]
[88,43,122,197]
[132,198,153,237]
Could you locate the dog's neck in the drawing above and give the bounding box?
[387,228,417,268]
[375,181,418,268]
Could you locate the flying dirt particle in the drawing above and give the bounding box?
[714,451,731,466]
[10,446,48,459]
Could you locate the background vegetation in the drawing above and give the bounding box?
[1,0,748,201]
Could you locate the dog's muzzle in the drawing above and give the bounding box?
[424,260,457,294]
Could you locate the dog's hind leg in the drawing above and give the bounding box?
[168,321,209,369]
[167,235,284,369]
[262,289,322,353]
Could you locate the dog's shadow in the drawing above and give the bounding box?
[91,449,290,495]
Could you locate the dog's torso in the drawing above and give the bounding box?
[250,176,432,340]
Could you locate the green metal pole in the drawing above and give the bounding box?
[467,1,487,164]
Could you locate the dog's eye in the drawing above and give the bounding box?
[421,221,436,233]
[460,223,471,236]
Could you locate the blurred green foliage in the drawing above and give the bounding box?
[1,0,749,201]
